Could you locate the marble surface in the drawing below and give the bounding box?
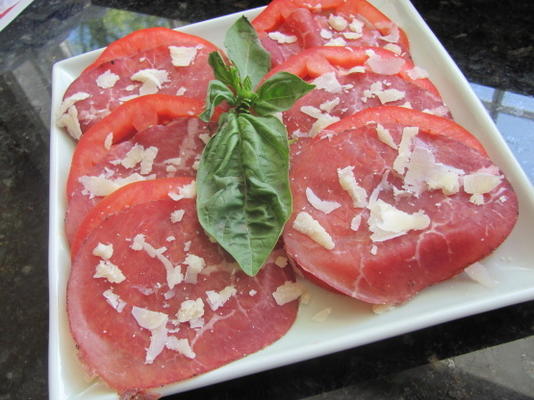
[0,1,533,399]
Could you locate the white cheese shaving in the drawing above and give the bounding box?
[349,18,364,33]
[102,288,127,312]
[319,97,340,113]
[370,244,378,255]
[383,43,402,55]
[325,37,347,46]
[130,69,169,95]
[368,199,430,242]
[293,212,335,250]
[183,254,206,284]
[170,209,185,223]
[274,256,288,268]
[94,260,126,283]
[96,70,120,89]
[268,31,298,44]
[469,193,485,205]
[312,307,332,322]
[375,123,397,149]
[249,289,257,296]
[392,126,419,174]
[378,23,400,43]
[406,66,429,80]
[300,105,340,137]
[176,87,187,96]
[422,106,449,117]
[350,214,362,231]
[320,28,333,39]
[328,15,348,31]
[169,46,198,67]
[177,298,204,323]
[312,72,343,93]
[205,285,237,311]
[165,336,196,359]
[120,144,159,175]
[365,51,404,75]
[463,171,502,195]
[92,242,113,260]
[168,181,196,201]
[104,132,113,150]
[337,166,368,208]
[131,307,169,364]
[346,66,366,74]
[305,187,341,214]
[56,104,83,140]
[342,31,362,40]
[272,281,304,305]
[79,172,155,198]
[464,262,498,288]
[118,94,139,102]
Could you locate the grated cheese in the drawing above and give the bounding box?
[169,46,198,67]
[268,31,298,44]
[305,187,341,214]
[177,298,204,323]
[170,209,185,223]
[130,69,169,95]
[102,288,127,312]
[392,126,419,175]
[96,70,120,89]
[183,254,206,284]
[272,281,304,305]
[205,285,237,311]
[293,212,335,250]
[94,260,126,283]
[337,166,368,208]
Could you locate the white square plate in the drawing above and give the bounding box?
[49,2,534,399]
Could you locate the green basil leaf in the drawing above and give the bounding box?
[208,51,235,87]
[200,80,235,122]
[254,72,316,116]
[224,16,270,90]
[196,112,292,276]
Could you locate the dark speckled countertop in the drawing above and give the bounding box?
[0,1,533,399]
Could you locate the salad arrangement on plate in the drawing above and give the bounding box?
[55,1,518,398]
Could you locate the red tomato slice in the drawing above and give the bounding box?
[70,177,194,259]
[263,46,439,96]
[322,106,487,154]
[84,27,218,72]
[66,94,204,200]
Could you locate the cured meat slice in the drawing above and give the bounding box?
[253,0,410,66]
[283,118,518,304]
[65,95,211,246]
[262,46,449,154]
[57,33,218,138]
[67,179,297,395]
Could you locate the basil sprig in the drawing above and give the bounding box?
[197,16,314,276]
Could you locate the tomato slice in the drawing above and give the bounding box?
[263,46,439,96]
[253,0,410,66]
[322,106,487,154]
[84,27,218,72]
[66,94,204,199]
[70,177,193,259]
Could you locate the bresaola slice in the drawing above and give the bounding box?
[67,179,298,396]
[57,30,219,139]
[253,0,410,66]
[283,112,518,304]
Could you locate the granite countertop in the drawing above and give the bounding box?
[0,1,533,399]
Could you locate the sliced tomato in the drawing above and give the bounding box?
[66,94,205,199]
[70,177,193,259]
[322,106,487,154]
[263,46,439,96]
[84,27,218,72]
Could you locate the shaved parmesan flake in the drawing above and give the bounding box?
[312,307,332,322]
[92,242,113,259]
[349,18,364,33]
[422,106,449,117]
[464,262,498,288]
[96,70,120,89]
[370,244,378,255]
[168,181,196,201]
[312,72,343,93]
[300,105,340,137]
[319,97,340,113]
[350,215,362,231]
[249,289,257,296]
[372,304,395,314]
[383,43,402,55]
[293,212,335,250]
[183,254,206,284]
[205,286,237,311]
[379,24,400,43]
[325,37,347,46]
[104,132,113,150]
[407,66,429,80]
[176,87,187,96]
[94,260,125,283]
[102,289,127,313]
[132,306,168,331]
[58,92,90,116]
[470,193,485,205]
[274,256,288,268]
[177,298,204,323]
[120,144,159,174]
[118,94,139,102]
[376,123,397,149]
[166,336,196,359]
[328,15,348,31]
[342,31,362,40]
[170,209,185,223]
[79,172,155,198]
[169,46,198,67]
[306,187,341,214]
[131,69,169,95]
[368,199,430,242]
[268,31,298,44]
[393,127,419,174]
[320,28,333,39]
[272,281,303,305]
[463,171,502,195]
[337,166,368,208]
[346,66,366,74]
[366,52,404,75]
[57,105,83,140]
[375,88,405,104]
